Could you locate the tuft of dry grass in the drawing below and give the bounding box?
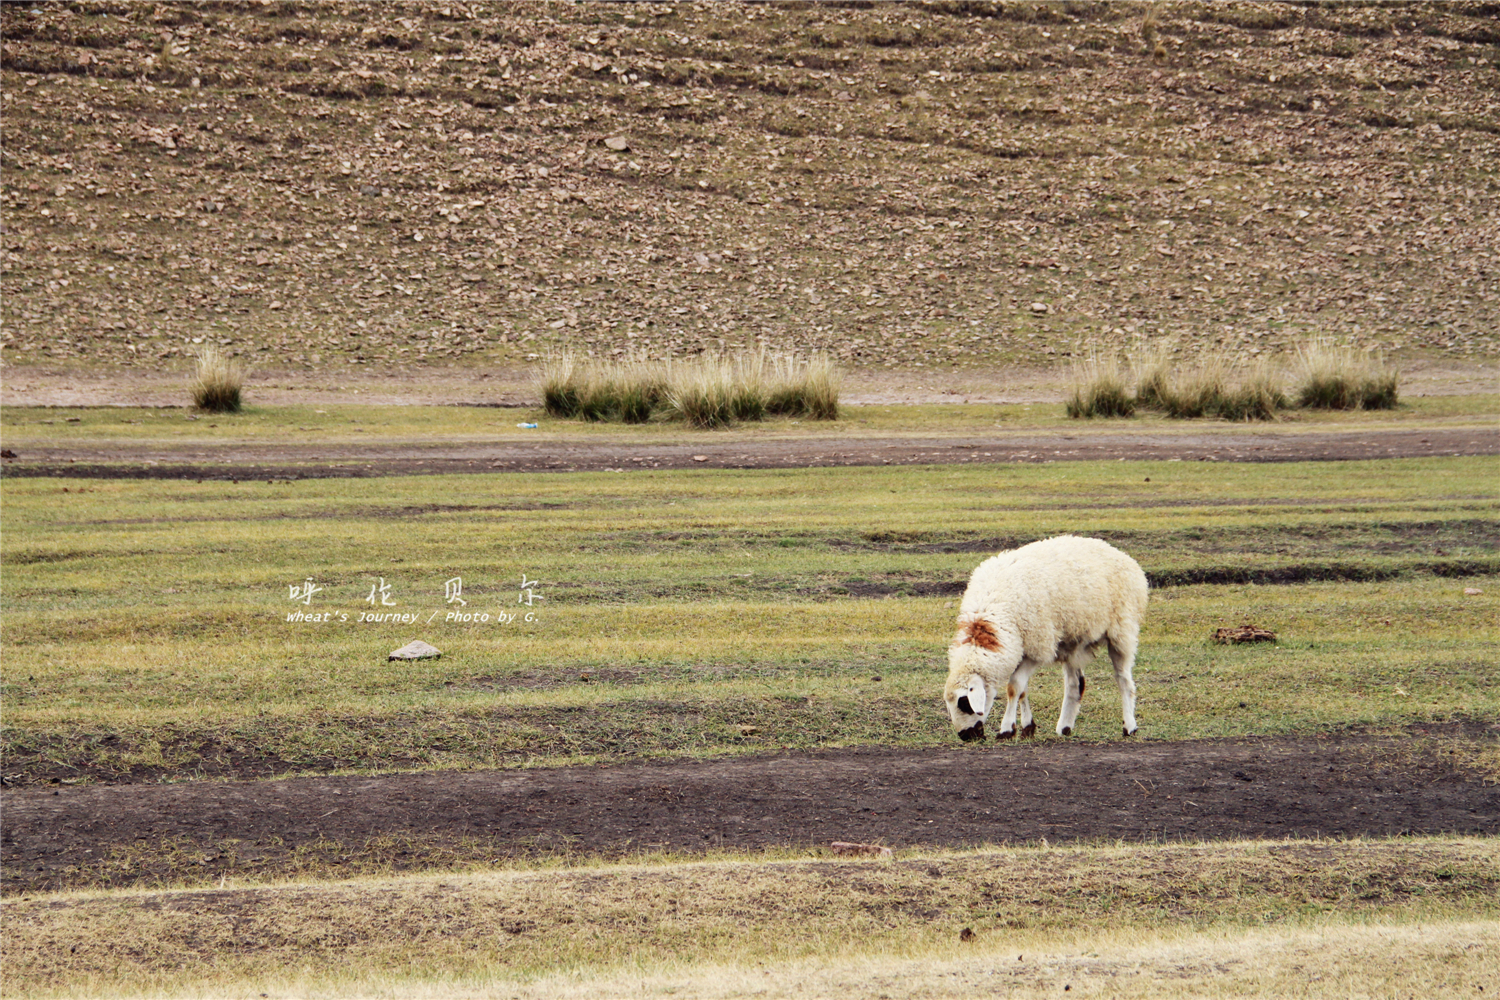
[766,350,840,420]
[1295,339,1401,410]
[190,347,244,413]
[1141,1,1161,46]
[539,351,669,423]
[1214,357,1290,421]
[667,353,739,428]
[1070,344,1320,422]
[538,349,839,427]
[1123,344,1291,421]
[539,350,582,417]
[1155,352,1232,418]
[1065,352,1135,418]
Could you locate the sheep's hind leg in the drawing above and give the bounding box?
[1107,631,1140,737]
[997,661,1038,740]
[1057,650,1091,736]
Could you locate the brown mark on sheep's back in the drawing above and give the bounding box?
[959,619,1001,652]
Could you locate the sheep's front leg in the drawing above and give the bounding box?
[1107,631,1140,737]
[997,661,1038,740]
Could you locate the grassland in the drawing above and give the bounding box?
[4,2,1497,994]
[2,441,1495,781]
[3,404,1498,998]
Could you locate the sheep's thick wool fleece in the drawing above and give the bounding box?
[958,536,1147,661]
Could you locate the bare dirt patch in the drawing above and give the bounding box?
[3,425,1496,481]
[3,725,1496,895]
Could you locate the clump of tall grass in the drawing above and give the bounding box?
[666,353,740,428]
[1216,358,1289,421]
[1294,339,1399,410]
[766,350,840,420]
[1128,344,1288,421]
[540,352,668,423]
[1066,343,1291,421]
[191,346,244,413]
[1067,339,1397,421]
[538,348,840,427]
[1065,354,1134,418]
[540,351,582,417]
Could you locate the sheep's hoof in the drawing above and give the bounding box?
[1020,722,1036,740]
[996,728,1015,741]
[1124,726,1138,738]
[957,723,985,742]
[1059,726,1072,737]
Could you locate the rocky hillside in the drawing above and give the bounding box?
[2,1,1496,376]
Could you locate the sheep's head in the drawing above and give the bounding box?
[945,617,1003,742]
[944,672,990,741]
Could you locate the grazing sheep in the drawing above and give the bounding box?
[944,535,1148,742]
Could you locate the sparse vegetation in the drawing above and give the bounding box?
[540,349,840,427]
[190,346,244,413]
[2,4,1495,373]
[1296,339,1401,410]
[766,350,840,420]
[3,840,1495,999]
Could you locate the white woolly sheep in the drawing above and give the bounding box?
[944,535,1148,742]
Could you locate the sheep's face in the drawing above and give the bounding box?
[944,672,992,741]
[946,617,1005,742]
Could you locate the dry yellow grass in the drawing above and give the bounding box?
[4,838,1495,999]
[189,346,244,413]
[539,348,839,426]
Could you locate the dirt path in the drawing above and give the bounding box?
[4,426,1496,480]
[3,727,1496,894]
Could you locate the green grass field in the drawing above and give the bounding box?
[2,442,1496,779]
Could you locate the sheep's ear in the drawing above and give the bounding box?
[963,677,988,718]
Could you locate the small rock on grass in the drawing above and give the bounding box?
[829,841,892,858]
[389,639,442,661]
[1213,623,1276,644]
